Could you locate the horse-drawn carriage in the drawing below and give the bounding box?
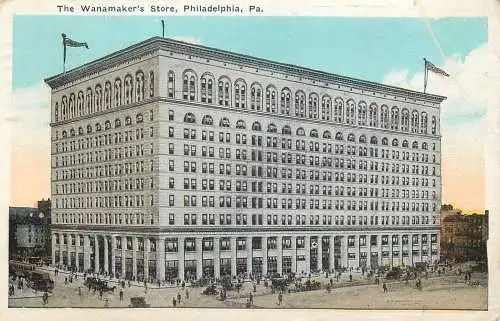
[26,271,55,292]
[84,277,116,293]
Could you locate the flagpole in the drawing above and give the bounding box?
[423,58,428,93]
[161,20,165,38]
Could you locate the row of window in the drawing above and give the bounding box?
[53,233,438,251]
[171,70,438,135]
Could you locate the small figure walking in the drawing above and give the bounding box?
[383,282,388,293]
[78,286,82,296]
[172,297,177,307]
[185,288,189,300]
[177,292,182,304]
[119,289,124,301]
[65,277,68,285]
[104,298,109,308]
[249,293,253,305]
[43,291,49,305]
[277,292,283,306]
[253,283,257,293]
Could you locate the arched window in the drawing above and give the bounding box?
[308,92,319,119]
[420,112,428,134]
[412,141,419,149]
[149,71,155,98]
[357,101,367,126]
[124,74,133,104]
[200,73,215,104]
[234,79,247,109]
[422,142,428,150]
[104,81,112,109]
[431,116,437,135]
[115,118,121,128]
[218,76,231,106]
[78,127,84,135]
[182,70,197,102]
[86,125,92,134]
[368,103,378,127]
[347,133,355,142]
[95,123,102,132]
[391,106,399,130]
[334,97,344,123]
[184,113,196,123]
[380,105,389,129]
[54,102,59,122]
[135,71,145,102]
[68,93,75,118]
[401,109,410,132]
[70,128,75,137]
[321,95,332,121]
[266,85,277,113]
[62,130,67,138]
[323,130,331,139]
[282,125,292,135]
[86,87,93,114]
[267,123,277,133]
[359,135,367,144]
[335,132,343,141]
[202,115,213,126]
[346,99,356,125]
[411,110,419,133]
[295,91,306,118]
[250,82,263,111]
[104,121,111,130]
[94,84,103,112]
[252,121,261,131]
[402,140,409,148]
[310,129,319,138]
[236,120,246,129]
[219,117,230,127]
[296,127,305,136]
[280,88,291,115]
[370,136,378,144]
[167,70,175,98]
[392,139,399,147]
[136,113,144,124]
[381,137,388,145]
[114,78,122,107]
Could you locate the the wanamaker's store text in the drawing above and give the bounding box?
[57,4,264,13]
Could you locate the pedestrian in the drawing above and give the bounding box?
[249,293,253,304]
[182,281,185,289]
[119,289,124,301]
[253,283,257,292]
[330,278,333,287]
[177,292,181,303]
[383,282,388,293]
[185,288,189,300]
[349,274,353,282]
[43,291,49,305]
[277,292,283,306]
[172,297,177,307]
[104,298,109,308]
[78,286,82,296]
[99,289,103,300]
[65,277,68,285]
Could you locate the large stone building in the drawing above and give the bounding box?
[45,37,444,282]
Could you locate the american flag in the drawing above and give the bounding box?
[62,33,89,49]
[425,59,449,77]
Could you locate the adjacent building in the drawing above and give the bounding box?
[441,211,488,262]
[9,203,51,261]
[45,37,444,282]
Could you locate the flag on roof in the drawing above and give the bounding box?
[424,58,449,77]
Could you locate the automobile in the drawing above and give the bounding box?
[385,267,403,280]
[26,271,54,292]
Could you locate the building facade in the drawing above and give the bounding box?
[441,212,488,262]
[9,206,49,260]
[45,37,444,282]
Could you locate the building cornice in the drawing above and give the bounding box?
[44,37,446,105]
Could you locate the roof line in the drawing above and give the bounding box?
[45,36,446,103]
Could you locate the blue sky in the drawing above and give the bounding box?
[13,16,487,90]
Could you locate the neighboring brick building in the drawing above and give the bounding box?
[440,211,488,262]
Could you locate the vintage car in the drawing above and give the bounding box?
[129,297,151,308]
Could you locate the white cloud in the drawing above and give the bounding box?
[8,81,51,149]
[383,43,499,124]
